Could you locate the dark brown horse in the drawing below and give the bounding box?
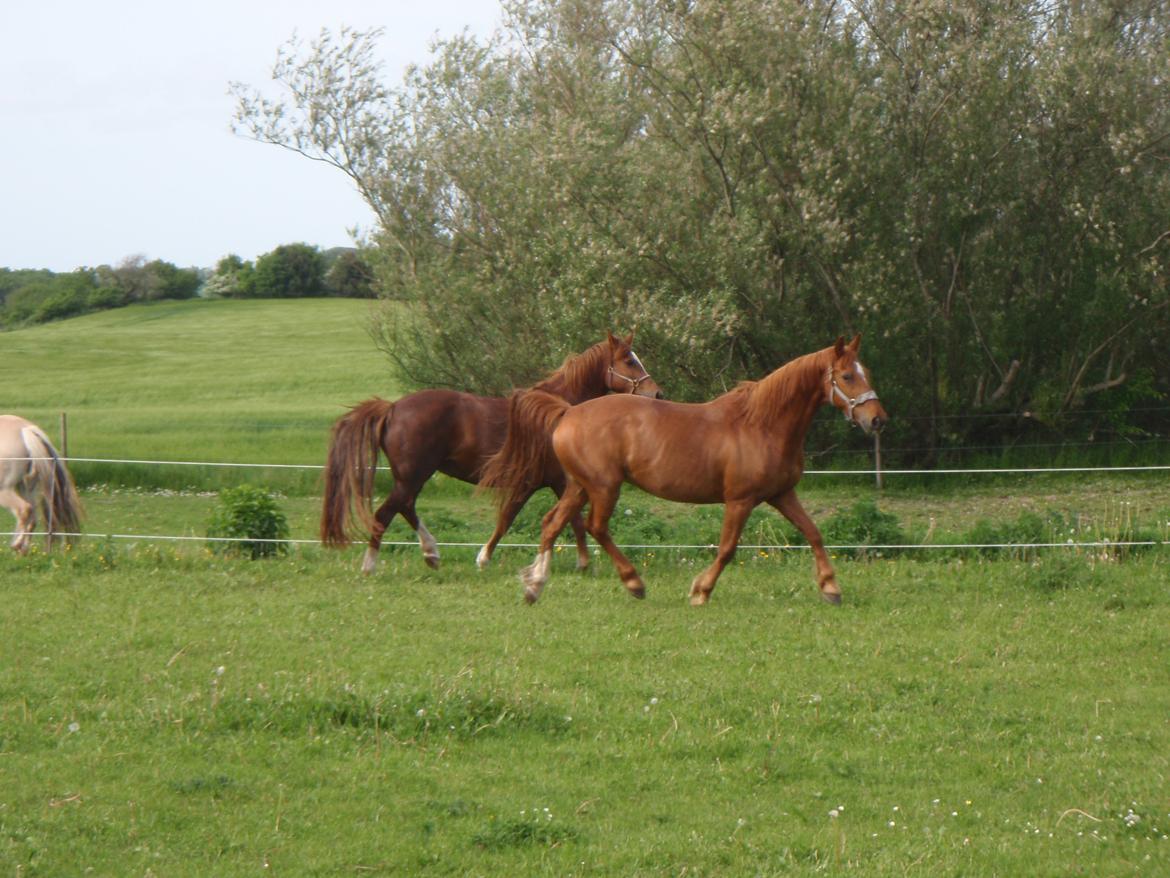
[492,336,886,605]
[320,333,661,573]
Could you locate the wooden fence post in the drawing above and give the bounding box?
[60,412,68,458]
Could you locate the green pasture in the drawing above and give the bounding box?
[2,546,1168,876]
[4,299,1170,874]
[0,298,391,491]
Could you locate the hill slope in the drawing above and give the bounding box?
[1,299,396,487]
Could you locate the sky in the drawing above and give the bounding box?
[0,1,503,273]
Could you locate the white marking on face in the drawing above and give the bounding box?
[629,350,645,373]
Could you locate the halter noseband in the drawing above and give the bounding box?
[828,368,879,426]
[608,366,652,394]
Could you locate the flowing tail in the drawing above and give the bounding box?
[478,390,571,511]
[320,398,395,547]
[21,426,83,546]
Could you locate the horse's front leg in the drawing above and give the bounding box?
[477,490,531,570]
[689,500,754,606]
[548,477,590,570]
[522,481,588,603]
[567,512,590,571]
[769,490,841,604]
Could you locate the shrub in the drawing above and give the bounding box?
[206,485,290,559]
[964,510,1050,560]
[821,500,907,558]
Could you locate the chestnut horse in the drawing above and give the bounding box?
[0,414,84,553]
[495,336,885,605]
[320,333,661,572]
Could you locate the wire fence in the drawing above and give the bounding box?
[2,531,1166,553]
[8,454,1170,476]
[3,455,1167,553]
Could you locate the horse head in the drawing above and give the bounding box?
[825,335,887,435]
[606,331,663,399]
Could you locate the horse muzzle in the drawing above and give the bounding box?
[854,399,888,436]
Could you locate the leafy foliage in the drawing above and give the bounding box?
[0,258,198,327]
[821,500,908,557]
[234,2,1170,463]
[206,484,290,559]
[251,243,327,298]
[324,248,376,297]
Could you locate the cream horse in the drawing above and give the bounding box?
[0,415,83,553]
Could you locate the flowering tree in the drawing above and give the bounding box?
[233,1,1170,462]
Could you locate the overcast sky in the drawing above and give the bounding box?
[0,1,502,273]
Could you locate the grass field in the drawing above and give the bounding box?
[2,300,1169,875]
[0,298,390,491]
[2,547,1169,875]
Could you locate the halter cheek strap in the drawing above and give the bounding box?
[828,371,879,425]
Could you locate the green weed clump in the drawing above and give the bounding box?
[472,811,579,850]
[821,500,907,557]
[206,485,290,559]
[964,510,1051,559]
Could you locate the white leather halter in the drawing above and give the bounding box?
[828,368,879,425]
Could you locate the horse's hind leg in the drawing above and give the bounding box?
[580,483,645,599]
[1,490,34,554]
[364,480,438,573]
[688,500,753,606]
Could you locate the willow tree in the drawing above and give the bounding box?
[233,0,1170,463]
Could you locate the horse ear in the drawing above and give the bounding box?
[848,333,861,354]
[607,330,618,348]
[834,336,847,357]
[624,331,635,346]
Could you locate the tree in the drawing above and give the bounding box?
[204,254,256,298]
[251,243,326,298]
[234,2,1170,463]
[95,256,199,303]
[325,249,376,297]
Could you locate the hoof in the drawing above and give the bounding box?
[689,592,709,607]
[623,576,646,599]
[360,551,377,575]
[820,590,842,605]
[575,558,590,572]
[520,566,545,604]
[424,554,440,570]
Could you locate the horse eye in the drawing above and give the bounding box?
[843,372,854,381]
